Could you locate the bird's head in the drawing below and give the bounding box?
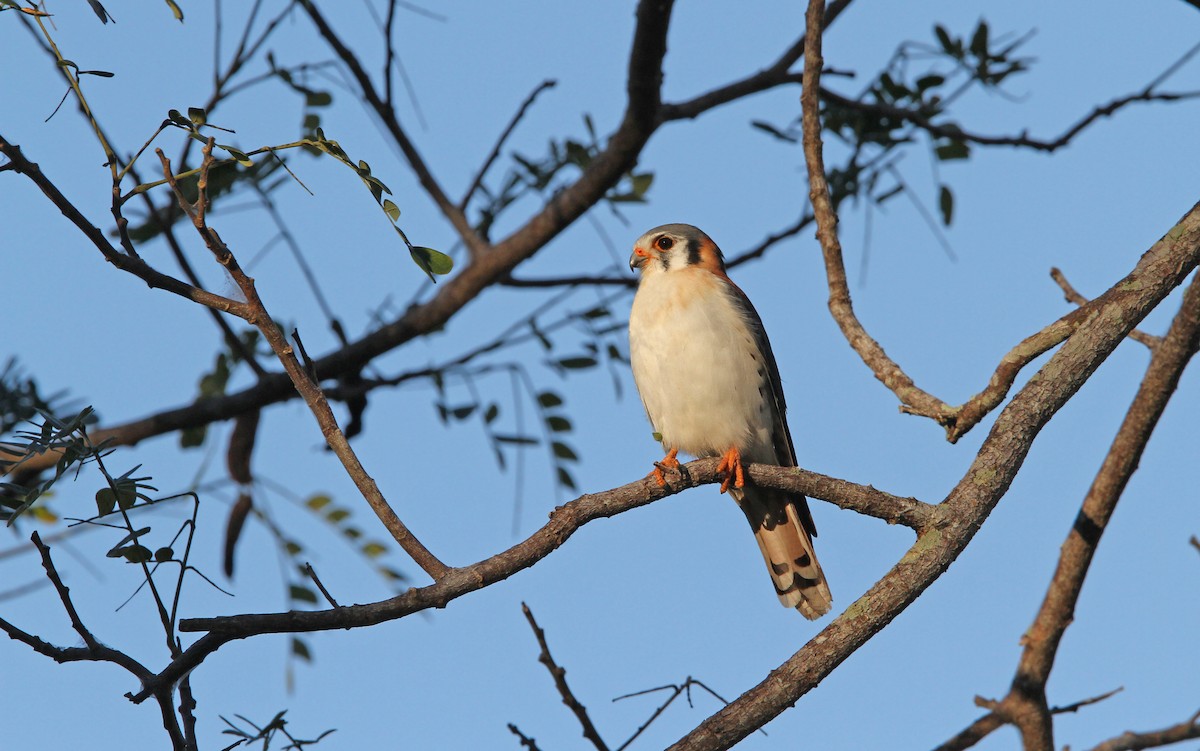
[629,223,726,278]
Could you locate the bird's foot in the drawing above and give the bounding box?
[716,446,745,493]
[650,448,680,486]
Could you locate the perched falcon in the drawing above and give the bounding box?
[628,223,832,619]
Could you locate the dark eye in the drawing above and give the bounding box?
[656,236,674,251]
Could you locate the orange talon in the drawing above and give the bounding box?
[716,446,745,493]
[651,447,680,486]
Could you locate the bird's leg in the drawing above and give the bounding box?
[651,447,680,486]
[716,446,745,493]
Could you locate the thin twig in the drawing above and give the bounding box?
[522,603,610,751]
[461,79,558,212]
[304,563,341,608]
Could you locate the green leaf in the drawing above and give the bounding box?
[556,467,577,491]
[494,434,538,446]
[220,145,253,166]
[939,184,954,226]
[629,172,653,198]
[651,431,663,442]
[970,21,989,58]
[292,637,311,661]
[122,545,153,564]
[935,140,970,161]
[537,391,563,408]
[383,199,401,222]
[484,403,499,424]
[87,0,110,23]
[306,91,333,108]
[546,416,571,433]
[556,356,597,370]
[154,546,174,562]
[164,0,183,21]
[551,441,578,462]
[409,246,454,282]
[361,542,387,558]
[96,487,117,515]
[289,584,319,604]
[934,24,955,55]
[916,74,945,92]
[326,508,350,523]
[167,109,194,129]
[450,405,476,420]
[180,425,207,448]
[750,120,799,143]
[188,107,207,126]
[305,494,333,511]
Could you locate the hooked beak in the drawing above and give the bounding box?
[629,247,648,271]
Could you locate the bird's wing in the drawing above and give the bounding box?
[720,278,818,537]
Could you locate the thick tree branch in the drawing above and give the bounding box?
[998,270,1200,750]
[654,2,1200,747]
[796,20,1194,444]
[128,459,913,702]
[1051,266,1161,349]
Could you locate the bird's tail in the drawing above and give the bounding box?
[730,485,832,619]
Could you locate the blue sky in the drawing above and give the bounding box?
[2,2,1199,749]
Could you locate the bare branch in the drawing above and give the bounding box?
[142,459,911,703]
[1051,267,1161,349]
[1000,270,1200,749]
[931,688,1123,751]
[659,0,854,122]
[522,603,610,751]
[1087,709,1200,751]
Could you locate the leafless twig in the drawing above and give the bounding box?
[522,602,609,751]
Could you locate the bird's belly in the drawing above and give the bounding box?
[630,285,773,460]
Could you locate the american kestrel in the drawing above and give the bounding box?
[628,223,832,619]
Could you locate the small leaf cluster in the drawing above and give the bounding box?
[756,20,1034,229]
[0,408,100,524]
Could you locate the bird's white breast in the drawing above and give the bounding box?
[629,268,776,461]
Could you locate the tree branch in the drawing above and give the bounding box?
[1087,710,1200,751]
[133,459,912,702]
[522,603,610,751]
[1051,266,1161,349]
[655,3,1200,747]
[0,134,247,317]
[156,143,449,581]
[1001,270,1200,749]
[296,0,485,256]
